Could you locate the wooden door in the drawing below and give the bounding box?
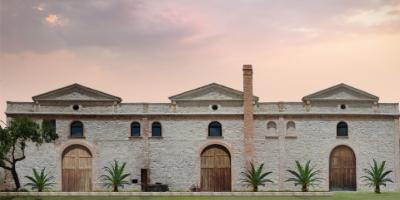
[330,146,356,191]
[141,169,149,191]
[201,145,231,192]
[62,145,92,192]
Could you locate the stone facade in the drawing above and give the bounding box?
[2,65,400,192]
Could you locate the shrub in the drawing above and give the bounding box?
[99,160,130,192]
[241,162,273,192]
[362,159,393,193]
[286,160,321,192]
[24,168,55,192]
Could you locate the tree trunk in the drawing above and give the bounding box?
[253,185,258,192]
[375,185,380,194]
[11,165,21,190]
[113,186,118,192]
[302,185,308,192]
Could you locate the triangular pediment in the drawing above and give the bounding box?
[169,83,259,102]
[32,83,122,102]
[302,83,379,102]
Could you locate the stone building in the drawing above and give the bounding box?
[2,65,400,192]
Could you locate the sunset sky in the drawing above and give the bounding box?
[1,0,400,123]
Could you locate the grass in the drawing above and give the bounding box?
[0,192,399,200]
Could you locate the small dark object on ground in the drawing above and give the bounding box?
[190,184,201,192]
[143,183,169,192]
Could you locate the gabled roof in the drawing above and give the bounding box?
[169,82,259,102]
[302,83,379,102]
[32,83,122,102]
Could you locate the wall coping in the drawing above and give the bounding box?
[0,191,334,196]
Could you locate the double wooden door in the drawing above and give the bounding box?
[201,145,231,191]
[330,146,356,191]
[62,145,92,192]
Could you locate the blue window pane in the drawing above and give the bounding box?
[152,122,162,137]
[70,121,83,137]
[131,122,141,137]
[337,122,348,136]
[208,121,222,137]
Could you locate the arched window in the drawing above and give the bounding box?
[337,121,348,137]
[267,121,277,134]
[70,121,83,138]
[208,121,222,137]
[287,121,296,134]
[152,122,162,137]
[131,122,141,137]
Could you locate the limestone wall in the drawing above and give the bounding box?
[253,117,398,191]
[3,100,399,192]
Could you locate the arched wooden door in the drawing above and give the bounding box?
[62,145,92,192]
[201,145,231,192]
[330,146,356,191]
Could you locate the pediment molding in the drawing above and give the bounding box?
[302,83,379,102]
[32,83,122,103]
[169,83,259,102]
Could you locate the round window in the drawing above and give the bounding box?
[211,105,219,111]
[72,104,80,111]
[340,104,347,110]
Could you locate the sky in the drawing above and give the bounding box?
[1,0,400,124]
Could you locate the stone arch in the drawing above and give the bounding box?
[267,121,277,134]
[286,121,296,134]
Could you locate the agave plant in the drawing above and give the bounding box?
[241,162,273,192]
[286,160,322,192]
[99,160,131,192]
[24,168,55,192]
[362,159,393,193]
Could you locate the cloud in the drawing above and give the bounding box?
[0,0,214,53]
[45,14,64,26]
[1,0,400,55]
[346,3,400,26]
[33,4,45,11]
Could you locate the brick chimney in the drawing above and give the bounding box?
[243,64,254,167]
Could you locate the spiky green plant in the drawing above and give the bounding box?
[24,168,55,192]
[362,159,393,193]
[99,160,131,192]
[241,162,273,192]
[286,160,322,192]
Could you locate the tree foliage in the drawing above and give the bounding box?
[99,160,131,192]
[0,117,58,190]
[24,168,55,192]
[240,162,273,192]
[362,159,393,193]
[286,160,322,192]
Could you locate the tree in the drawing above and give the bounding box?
[25,168,55,192]
[286,160,322,192]
[0,117,58,190]
[99,160,131,192]
[240,162,273,192]
[362,159,393,193]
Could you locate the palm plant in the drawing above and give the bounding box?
[241,162,273,192]
[362,159,393,193]
[286,160,321,192]
[99,160,131,192]
[24,168,55,192]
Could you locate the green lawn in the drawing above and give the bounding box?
[0,192,400,200]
